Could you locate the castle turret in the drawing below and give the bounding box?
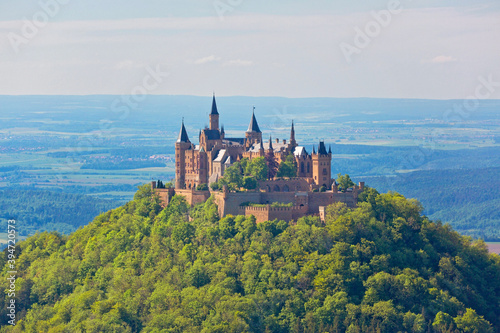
[175,119,191,189]
[312,141,332,189]
[209,93,219,131]
[245,107,262,148]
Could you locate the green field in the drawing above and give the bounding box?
[486,242,500,254]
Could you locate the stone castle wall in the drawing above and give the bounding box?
[153,181,364,224]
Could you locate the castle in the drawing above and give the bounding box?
[154,95,364,223]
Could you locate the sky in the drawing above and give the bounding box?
[0,0,499,99]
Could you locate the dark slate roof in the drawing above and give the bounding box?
[177,121,190,143]
[202,129,221,140]
[318,141,328,155]
[225,138,245,145]
[211,95,219,115]
[247,111,261,133]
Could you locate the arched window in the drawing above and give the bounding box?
[323,168,327,175]
[266,185,271,192]
[307,163,310,173]
[300,162,305,173]
[274,185,281,192]
[283,185,289,192]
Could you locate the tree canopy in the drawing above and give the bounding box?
[277,154,298,178]
[0,184,498,332]
[337,173,355,192]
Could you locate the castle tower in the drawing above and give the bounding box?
[245,107,262,148]
[209,94,219,131]
[312,141,332,189]
[175,119,191,189]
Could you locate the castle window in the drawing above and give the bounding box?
[300,162,304,173]
[274,185,281,192]
[307,163,310,173]
[283,185,289,192]
[323,168,327,175]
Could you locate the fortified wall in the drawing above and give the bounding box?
[152,180,364,223]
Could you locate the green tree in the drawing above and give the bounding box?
[219,164,243,189]
[196,183,208,191]
[336,173,355,192]
[454,309,493,333]
[277,154,297,178]
[242,176,258,190]
[246,157,268,181]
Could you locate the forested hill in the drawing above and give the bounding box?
[1,185,499,332]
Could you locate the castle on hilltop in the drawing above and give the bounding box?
[154,95,364,223]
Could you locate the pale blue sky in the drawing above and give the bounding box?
[0,1,499,98]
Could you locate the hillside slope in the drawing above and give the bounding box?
[1,185,499,332]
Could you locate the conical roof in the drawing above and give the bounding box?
[211,94,219,115]
[247,109,261,133]
[177,119,190,143]
[318,141,328,155]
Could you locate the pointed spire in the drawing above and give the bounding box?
[268,135,274,151]
[247,107,261,133]
[177,118,190,143]
[290,120,296,144]
[318,141,328,155]
[259,139,264,151]
[312,145,316,154]
[328,145,332,154]
[221,125,225,134]
[211,93,219,115]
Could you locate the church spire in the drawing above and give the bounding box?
[268,135,274,151]
[247,107,261,133]
[328,145,332,154]
[290,120,296,145]
[211,93,219,115]
[177,118,190,143]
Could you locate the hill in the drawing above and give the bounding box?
[0,185,499,332]
[365,167,500,241]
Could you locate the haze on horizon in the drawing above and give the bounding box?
[0,0,499,99]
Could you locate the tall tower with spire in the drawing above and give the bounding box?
[175,119,191,189]
[209,93,219,131]
[245,107,263,148]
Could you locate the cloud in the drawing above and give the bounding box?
[223,59,254,67]
[194,55,221,65]
[429,55,458,63]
